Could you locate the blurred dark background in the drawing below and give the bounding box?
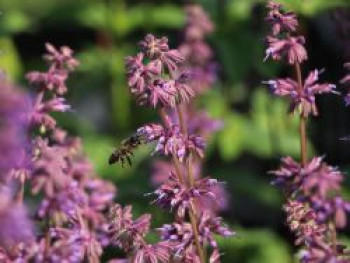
[1,0,350,262]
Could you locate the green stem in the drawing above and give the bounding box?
[176,104,205,263]
[15,179,25,203]
[294,63,307,166]
[158,106,205,263]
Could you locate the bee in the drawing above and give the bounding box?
[109,134,143,167]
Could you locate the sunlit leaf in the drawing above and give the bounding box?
[217,228,292,263]
[218,113,247,160]
[0,37,22,80]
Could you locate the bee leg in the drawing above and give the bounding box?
[127,156,132,166]
[108,154,116,165]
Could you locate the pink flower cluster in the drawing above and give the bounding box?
[0,44,121,262]
[179,4,216,93]
[264,1,305,64]
[284,200,347,263]
[26,43,79,130]
[151,173,220,218]
[264,2,350,262]
[264,69,337,116]
[107,32,233,262]
[150,4,227,216]
[125,35,194,108]
[108,204,172,262]
[272,156,350,228]
[0,80,34,259]
[138,124,205,162]
[263,1,336,117]
[0,11,230,261]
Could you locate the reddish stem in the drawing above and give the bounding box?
[294,63,308,166]
[158,106,205,263]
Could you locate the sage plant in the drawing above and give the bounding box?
[263,2,350,262]
[0,75,35,261]
[27,44,119,262]
[151,4,228,214]
[0,44,119,262]
[110,33,234,262]
[0,5,232,262]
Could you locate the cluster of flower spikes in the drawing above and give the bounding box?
[179,4,216,93]
[0,44,119,263]
[125,34,194,108]
[263,2,350,262]
[271,157,350,261]
[109,33,234,262]
[108,204,172,262]
[263,1,337,117]
[150,3,228,215]
[0,75,35,261]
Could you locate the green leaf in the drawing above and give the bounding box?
[247,89,313,158]
[77,2,107,30]
[148,5,185,28]
[0,37,22,80]
[1,11,31,33]
[227,0,262,21]
[277,0,349,15]
[218,113,246,160]
[217,228,292,263]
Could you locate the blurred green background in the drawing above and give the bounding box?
[1,0,350,262]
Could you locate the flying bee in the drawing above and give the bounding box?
[109,134,144,167]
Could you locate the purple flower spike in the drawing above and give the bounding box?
[266,1,298,36]
[133,243,171,263]
[43,43,79,71]
[0,79,31,183]
[139,34,184,74]
[154,125,205,162]
[137,123,164,142]
[263,69,336,116]
[265,36,307,64]
[184,5,214,41]
[26,42,79,95]
[0,189,35,256]
[31,138,70,197]
[152,173,221,219]
[122,31,230,261]
[125,34,196,108]
[108,204,151,252]
[158,211,233,257]
[125,53,161,95]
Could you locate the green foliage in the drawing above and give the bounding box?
[276,0,349,15]
[206,0,349,20]
[77,2,184,36]
[209,88,313,160]
[0,10,31,33]
[227,0,262,21]
[0,37,22,80]
[218,112,247,160]
[217,228,292,263]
